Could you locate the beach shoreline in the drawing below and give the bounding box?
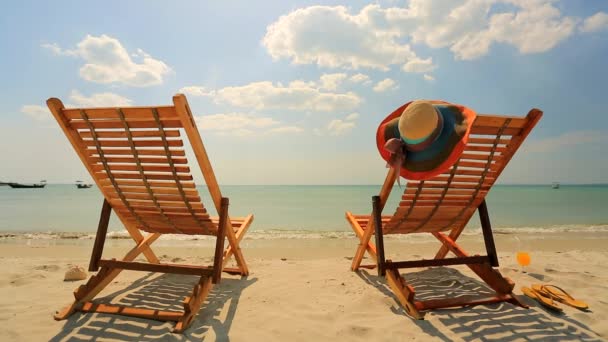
[1,232,606,341]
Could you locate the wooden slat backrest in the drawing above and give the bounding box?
[47,97,218,236]
[383,109,543,235]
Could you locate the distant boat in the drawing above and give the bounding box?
[76,180,93,189]
[8,180,47,189]
[552,182,560,189]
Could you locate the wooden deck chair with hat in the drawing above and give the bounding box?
[47,94,253,332]
[346,100,542,318]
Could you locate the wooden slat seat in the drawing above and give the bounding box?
[47,94,253,333]
[346,107,542,319]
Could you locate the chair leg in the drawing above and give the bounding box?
[346,212,378,270]
[385,268,424,319]
[174,277,213,333]
[478,200,499,267]
[222,214,254,276]
[372,196,386,277]
[352,218,376,271]
[212,198,228,284]
[89,199,112,272]
[54,266,115,320]
[351,168,397,270]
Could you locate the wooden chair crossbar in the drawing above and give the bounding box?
[47,94,253,333]
[347,109,542,319]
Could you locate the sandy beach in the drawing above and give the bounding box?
[1,232,606,341]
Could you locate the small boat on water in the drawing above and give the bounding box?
[8,180,47,189]
[552,182,560,189]
[76,180,93,189]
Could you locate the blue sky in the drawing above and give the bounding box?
[1,0,607,184]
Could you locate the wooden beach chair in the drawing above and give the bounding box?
[47,94,253,332]
[346,109,542,319]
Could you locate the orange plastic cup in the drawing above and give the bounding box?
[516,252,531,267]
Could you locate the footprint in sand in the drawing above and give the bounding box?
[10,273,46,286]
[34,265,60,272]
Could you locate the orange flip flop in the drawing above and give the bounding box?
[532,284,589,310]
[521,286,562,312]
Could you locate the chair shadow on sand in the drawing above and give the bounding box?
[50,273,257,341]
[358,267,601,341]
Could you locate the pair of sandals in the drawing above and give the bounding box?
[521,284,589,312]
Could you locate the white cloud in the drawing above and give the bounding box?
[186,77,361,112]
[423,74,435,82]
[349,73,371,84]
[318,112,359,136]
[20,90,132,121]
[319,73,347,90]
[262,5,432,71]
[20,105,49,121]
[527,130,608,153]
[373,78,398,92]
[216,81,360,111]
[345,112,359,121]
[263,1,585,68]
[43,34,171,87]
[327,119,356,136]
[195,113,301,137]
[403,57,436,73]
[41,43,71,56]
[179,86,215,97]
[67,90,132,107]
[267,126,305,134]
[581,12,608,33]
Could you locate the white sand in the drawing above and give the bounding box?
[0,232,606,341]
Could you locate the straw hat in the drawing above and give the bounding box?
[376,100,476,180]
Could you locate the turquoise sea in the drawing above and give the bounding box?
[0,184,607,236]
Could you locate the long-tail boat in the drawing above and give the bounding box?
[76,180,93,189]
[8,180,47,189]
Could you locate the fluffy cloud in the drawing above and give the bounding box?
[67,90,132,107]
[373,78,398,92]
[263,1,594,69]
[43,35,171,87]
[316,112,359,136]
[183,76,362,112]
[319,73,347,90]
[403,58,436,73]
[20,105,49,121]
[423,74,435,82]
[345,112,359,121]
[215,81,360,111]
[327,119,355,136]
[263,5,431,71]
[179,86,215,97]
[195,113,302,137]
[581,12,608,33]
[21,90,132,121]
[267,126,305,134]
[349,73,371,84]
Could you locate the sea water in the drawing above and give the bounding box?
[0,184,607,237]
